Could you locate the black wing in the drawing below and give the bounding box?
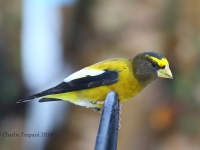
[17,70,119,103]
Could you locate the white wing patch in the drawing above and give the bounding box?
[64,68,105,82]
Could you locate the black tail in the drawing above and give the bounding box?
[17,96,63,103]
[17,92,46,103]
[17,92,63,103]
[17,82,69,103]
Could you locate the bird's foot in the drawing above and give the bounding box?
[119,103,122,115]
[90,100,104,105]
[95,101,104,105]
[118,103,122,131]
[91,101,104,113]
[92,107,102,113]
[117,117,122,131]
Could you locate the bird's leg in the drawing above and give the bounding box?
[93,102,122,130]
[95,101,104,105]
[90,100,104,105]
[91,101,104,113]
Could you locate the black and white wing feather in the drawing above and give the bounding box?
[17,68,119,103]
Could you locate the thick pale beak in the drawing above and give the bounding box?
[157,65,173,79]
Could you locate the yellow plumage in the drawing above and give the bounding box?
[44,58,144,108]
[18,52,172,110]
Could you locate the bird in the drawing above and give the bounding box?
[17,52,173,112]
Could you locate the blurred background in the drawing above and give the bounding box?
[1,0,200,150]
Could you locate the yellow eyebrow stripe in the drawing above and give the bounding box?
[146,56,169,67]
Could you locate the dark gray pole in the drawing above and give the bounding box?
[94,91,119,150]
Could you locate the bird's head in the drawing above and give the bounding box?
[132,52,173,85]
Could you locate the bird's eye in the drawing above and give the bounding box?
[152,62,158,68]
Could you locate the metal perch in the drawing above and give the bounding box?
[94,91,119,150]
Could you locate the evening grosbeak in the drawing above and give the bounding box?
[17,52,173,112]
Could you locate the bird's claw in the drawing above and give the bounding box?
[92,107,102,113]
[117,103,122,131]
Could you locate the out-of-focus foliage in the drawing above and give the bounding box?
[0,1,23,150]
[0,0,21,103]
